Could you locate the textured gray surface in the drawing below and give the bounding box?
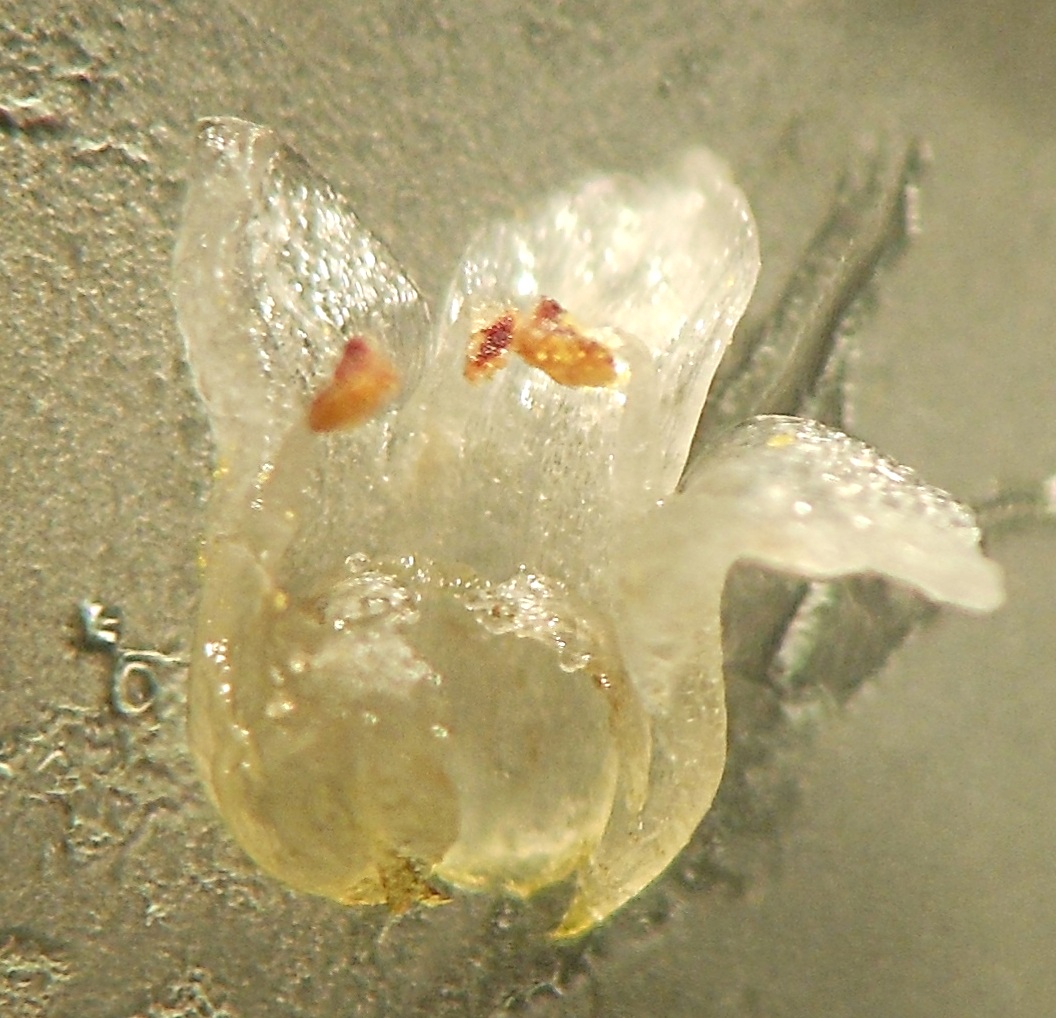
[1,1,1053,1015]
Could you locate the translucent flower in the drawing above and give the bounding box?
[173,118,1004,936]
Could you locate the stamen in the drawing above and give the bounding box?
[464,297,620,388]
[308,336,400,432]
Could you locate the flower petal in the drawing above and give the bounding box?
[442,149,760,493]
[680,415,1005,612]
[173,117,431,496]
[558,414,1003,934]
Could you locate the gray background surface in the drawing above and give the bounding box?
[1,1,1053,1015]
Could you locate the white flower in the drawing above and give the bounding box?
[173,118,1003,936]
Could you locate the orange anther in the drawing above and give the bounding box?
[308,336,400,432]
[464,297,619,389]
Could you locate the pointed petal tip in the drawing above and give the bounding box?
[945,557,1006,615]
[552,895,603,940]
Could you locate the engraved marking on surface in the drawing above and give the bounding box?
[0,934,71,1018]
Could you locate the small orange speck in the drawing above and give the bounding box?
[308,336,401,432]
